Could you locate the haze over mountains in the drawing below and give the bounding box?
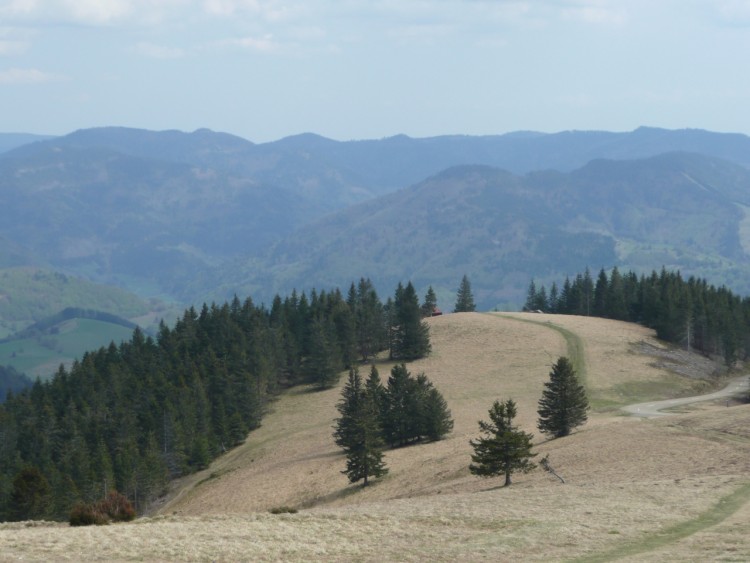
[2,126,750,310]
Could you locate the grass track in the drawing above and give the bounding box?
[494,314,587,384]
[572,481,750,563]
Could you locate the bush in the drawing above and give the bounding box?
[269,506,298,514]
[68,491,135,526]
[99,491,136,522]
[69,502,107,526]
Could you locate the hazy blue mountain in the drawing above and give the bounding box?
[199,152,750,310]
[0,133,55,154]
[3,125,750,305]
[0,142,315,297]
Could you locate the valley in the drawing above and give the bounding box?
[2,312,748,561]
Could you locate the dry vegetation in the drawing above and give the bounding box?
[3,312,750,562]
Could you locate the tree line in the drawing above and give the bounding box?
[0,278,431,521]
[525,267,750,365]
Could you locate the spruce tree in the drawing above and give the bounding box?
[415,374,454,441]
[391,282,431,360]
[382,363,420,447]
[469,399,536,487]
[421,286,438,318]
[333,368,365,450]
[334,368,387,486]
[537,356,589,438]
[454,275,476,312]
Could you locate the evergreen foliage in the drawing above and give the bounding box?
[0,278,420,521]
[469,399,536,487]
[333,364,452,483]
[454,275,476,312]
[531,267,750,365]
[9,466,51,521]
[421,286,438,318]
[334,368,388,486]
[537,357,589,438]
[390,282,431,360]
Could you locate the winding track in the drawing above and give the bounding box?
[622,374,750,417]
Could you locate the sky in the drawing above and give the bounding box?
[1,0,750,143]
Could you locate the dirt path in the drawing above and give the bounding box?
[622,375,750,417]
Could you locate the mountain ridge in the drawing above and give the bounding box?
[2,126,750,306]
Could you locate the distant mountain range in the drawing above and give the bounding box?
[1,126,750,309]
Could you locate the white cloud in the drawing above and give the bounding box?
[0,67,62,84]
[214,34,278,52]
[0,26,35,56]
[132,41,184,59]
[61,0,132,24]
[0,0,193,26]
[0,40,28,55]
[202,0,295,21]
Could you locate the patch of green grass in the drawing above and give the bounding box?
[573,482,750,563]
[496,314,587,384]
[0,319,134,380]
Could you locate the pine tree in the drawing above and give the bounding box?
[454,275,476,312]
[307,317,342,389]
[469,399,536,487]
[382,363,420,447]
[391,282,431,360]
[421,286,438,318]
[537,356,589,438]
[415,374,454,442]
[333,368,365,450]
[333,368,387,486]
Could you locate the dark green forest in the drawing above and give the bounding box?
[526,267,750,364]
[0,278,431,521]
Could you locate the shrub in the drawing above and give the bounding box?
[68,491,135,526]
[69,502,107,527]
[99,491,136,522]
[269,506,298,514]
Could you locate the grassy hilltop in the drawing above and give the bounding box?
[2,312,750,561]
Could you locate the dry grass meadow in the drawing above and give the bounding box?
[3,312,750,562]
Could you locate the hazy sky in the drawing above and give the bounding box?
[1,0,749,142]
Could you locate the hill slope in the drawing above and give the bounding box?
[4,312,749,561]
[0,267,154,336]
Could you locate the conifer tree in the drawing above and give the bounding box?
[454,275,476,312]
[391,282,431,360]
[537,356,589,438]
[421,286,438,318]
[307,317,342,389]
[333,368,387,486]
[469,399,536,487]
[382,363,420,447]
[415,374,454,442]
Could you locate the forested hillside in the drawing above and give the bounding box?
[0,279,431,521]
[527,267,750,364]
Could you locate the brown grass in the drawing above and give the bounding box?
[2,312,749,562]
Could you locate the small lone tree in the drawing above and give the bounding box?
[537,356,589,438]
[469,399,536,486]
[454,275,476,312]
[421,286,438,318]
